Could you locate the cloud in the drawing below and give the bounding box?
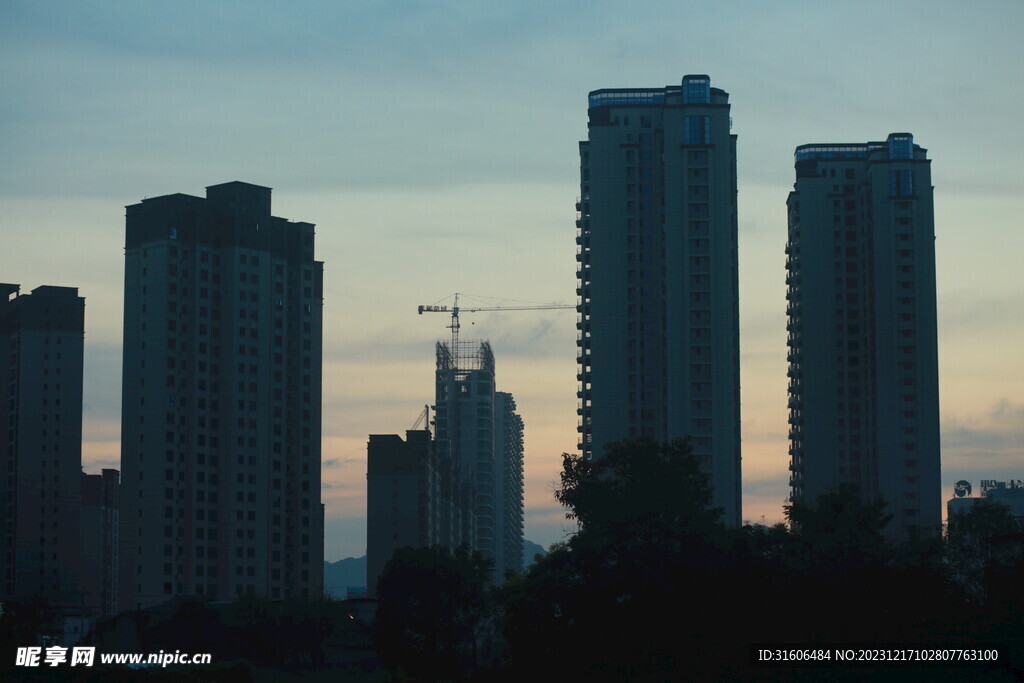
[940,292,1024,337]
[943,400,1024,459]
[322,457,359,469]
[941,400,1024,496]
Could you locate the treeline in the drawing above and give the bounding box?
[4,439,1021,680]
[375,439,1024,681]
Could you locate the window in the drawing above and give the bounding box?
[888,133,913,159]
[684,116,710,145]
[682,75,710,104]
[890,170,913,197]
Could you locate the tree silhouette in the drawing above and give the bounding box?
[0,594,55,674]
[785,483,894,571]
[946,497,1023,603]
[375,545,493,679]
[780,486,965,644]
[555,437,723,545]
[504,438,748,679]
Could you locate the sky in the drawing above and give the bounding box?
[2,0,1022,560]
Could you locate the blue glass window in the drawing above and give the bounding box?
[888,134,913,159]
[682,76,710,104]
[685,116,710,144]
[588,90,665,108]
[890,170,914,197]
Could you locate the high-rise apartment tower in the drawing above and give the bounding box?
[120,181,324,610]
[577,75,740,525]
[0,284,85,605]
[786,133,940,537]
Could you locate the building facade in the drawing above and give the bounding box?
[948,479,1024,527]
[786,133,940,537]
[577,75,741,525]
[80,469,119,617]
[0,284,85,606]
[365,429,435,596]
[119,181,324,610]
[493,392,524,578]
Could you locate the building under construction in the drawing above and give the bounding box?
[433,340,524,582]
[366,339,524,592]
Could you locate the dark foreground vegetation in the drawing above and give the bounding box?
[1,595,382,681]
[374,439,1024,680]
[3,439,1022,680]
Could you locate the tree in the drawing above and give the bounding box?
[781,487,954,643]
[375,545,493,679]
[946,497,1023,603]
[785,484,894,570]
[741,522,794,564]
[503,439,742,679]
[0,594,55,674]
[555,437,724,545]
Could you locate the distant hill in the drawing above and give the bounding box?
[323,556,366,598]
[324,540,550,597]
[523,540,548,566]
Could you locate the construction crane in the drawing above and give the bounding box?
[418,292,574,368]
[411,404,430,431]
